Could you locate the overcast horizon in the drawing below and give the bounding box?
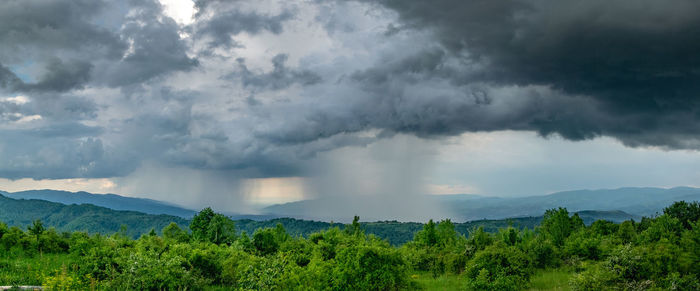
[2,0,700,218]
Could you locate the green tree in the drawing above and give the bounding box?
[162,222,189,243]
[414,219,438,247]
[436,219,457,247]
[345,215,363,236]
[540,208,581,246]
[190,207,216,241]
[190,207,236,244]
[253,228,279,256]
[207,213,236,245]
[664,201,700,230]
[28,219,45,237]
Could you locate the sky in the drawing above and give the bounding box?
[1,0,700,217]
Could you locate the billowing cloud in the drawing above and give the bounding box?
[0,0,698,217]
[351,0,700,148]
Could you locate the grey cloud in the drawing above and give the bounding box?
[193,1,294,49]
[21,59,93,92]
[0,130,135,180]
[0,64,23,90]
[234,54,322,90]
[27,122,103,138]
[340,0,700,149]
[1,0,196,89]
[0,0,124,60]
[0,59,93,93]
[98,0,198,87]
[4,0,700,183]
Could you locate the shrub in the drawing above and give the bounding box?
[465,243,532,290]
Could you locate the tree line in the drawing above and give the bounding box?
[0,201,698,290]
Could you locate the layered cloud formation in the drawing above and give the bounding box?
[1,0,699,184]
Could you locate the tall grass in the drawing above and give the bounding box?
[0,249,73,286]
[527,268,573,291]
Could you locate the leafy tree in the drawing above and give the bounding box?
[436,219,457,247]
[540,208,582,246]
[162,222,189,243]
[465,243,532,291]
[616,220,637,244]
[468,226,493,251]
[414,219,438,247]
[345,215,363,236]
[190,207,236,244]
[207,213,236,245]
[0,222,8,240]
[28,219,45,237]
[664,201,700,230]
[190,207,216,241]
[253,228,279,256]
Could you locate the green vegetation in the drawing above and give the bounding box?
[0,201,698,290]
[0,192,648,245]
[0,193,189,238]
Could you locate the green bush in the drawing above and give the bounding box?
[465,243,533,290]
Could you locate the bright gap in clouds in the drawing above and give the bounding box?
[158,0,195,25]
[242,177,307,206]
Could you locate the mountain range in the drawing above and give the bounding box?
[0,192,189,238]
[4,187,698,223]
[263,187,700,222]
[0,191,643,245]
[2,189,196,218]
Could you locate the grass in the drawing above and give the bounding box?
[0,250,74,286]
[527,268,574,291]
[411,268,574,290]
[411,272,467,290]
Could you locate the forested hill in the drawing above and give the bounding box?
[0,193,189,238]
[0,191,643,245]
[236,210,639,245]
[4,189,196,218]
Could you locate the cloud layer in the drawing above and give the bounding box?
[0,0,699,185]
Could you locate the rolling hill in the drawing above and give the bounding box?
[264,187,698,222]
[0,192,189,238]
[3,189,196,218]
[0,191,641,245]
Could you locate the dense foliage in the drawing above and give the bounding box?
[0,194,189,238]
[0,201,698,290]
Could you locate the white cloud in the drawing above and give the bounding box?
[158,0,194,25]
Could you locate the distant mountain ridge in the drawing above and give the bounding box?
[0,193,189,238]
[0,192,638,245]
[264,187,700,222]
[4,189,196,218]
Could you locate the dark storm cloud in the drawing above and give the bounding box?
[98,0,198,87]
[0,64,23,90]
[0,0,198,179]
[193,0,294,49]
[0,0,197,90]
[3,0,700,183]
[21,59,93,92]
[0,0,124,60]
[344,0,700,149]
[234,54,322,90]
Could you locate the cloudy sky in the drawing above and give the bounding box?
[1,0,700,215]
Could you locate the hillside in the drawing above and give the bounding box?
[0,191,643,245]
[265,187,698,221]
[0,193,189,238]
[235,210,638,245]
[4,189,196,218]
